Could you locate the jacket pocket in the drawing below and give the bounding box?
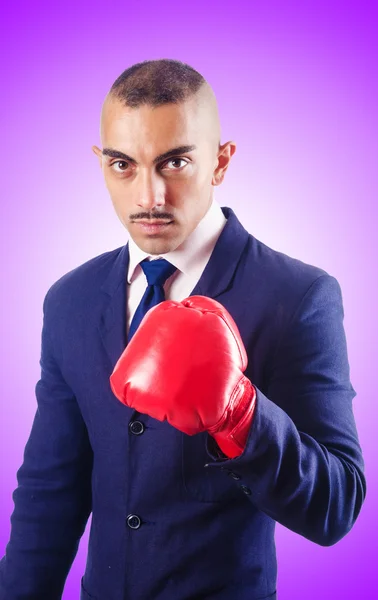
[181,431,241,503]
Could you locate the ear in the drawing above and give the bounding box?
[212,141,237,186]
[92,145,103,168]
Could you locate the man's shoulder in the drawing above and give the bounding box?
[44,245,125,306]
[222,206,329,289]
[243,231,331,296]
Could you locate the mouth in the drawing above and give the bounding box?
[132,220,174,235]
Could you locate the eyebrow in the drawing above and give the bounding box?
[102,144,197,165]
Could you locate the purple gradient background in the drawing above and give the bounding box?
[0,1,377,598]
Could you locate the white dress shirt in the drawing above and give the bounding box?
[126,198,227,334]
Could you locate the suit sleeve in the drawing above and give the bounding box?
[206,274,366,546]
[0,288,93,599]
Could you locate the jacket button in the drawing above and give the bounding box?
[126,514,141,529]
[228,471,241,480]
[129,420,145,435]
[240,485,251,495]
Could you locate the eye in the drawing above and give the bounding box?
[110,160,129,172]
[162,158,188,170]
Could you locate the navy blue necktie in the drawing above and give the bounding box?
[128,258,177,342]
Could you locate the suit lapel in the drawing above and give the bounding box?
[97,243,129,371]
[188,206,250,299]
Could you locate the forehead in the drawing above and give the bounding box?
[101,99,199,136]
[100,97,207,150]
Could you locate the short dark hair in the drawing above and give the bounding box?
[109,58,206,108]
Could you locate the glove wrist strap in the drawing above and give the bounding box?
[210,377,257,459]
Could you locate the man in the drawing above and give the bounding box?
[0,59,366,600]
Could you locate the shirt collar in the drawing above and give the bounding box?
[127,199,227,284]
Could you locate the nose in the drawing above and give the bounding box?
[136,168,166,210]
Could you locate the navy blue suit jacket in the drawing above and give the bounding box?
[0,206,366,599]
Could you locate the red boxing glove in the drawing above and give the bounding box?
[110,296,257,458]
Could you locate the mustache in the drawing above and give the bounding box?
[130,212,174,221]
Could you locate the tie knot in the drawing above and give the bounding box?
[140,258,177,286]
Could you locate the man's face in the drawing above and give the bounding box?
[93,92,235,255]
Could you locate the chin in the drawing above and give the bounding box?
[135,236,180,256]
